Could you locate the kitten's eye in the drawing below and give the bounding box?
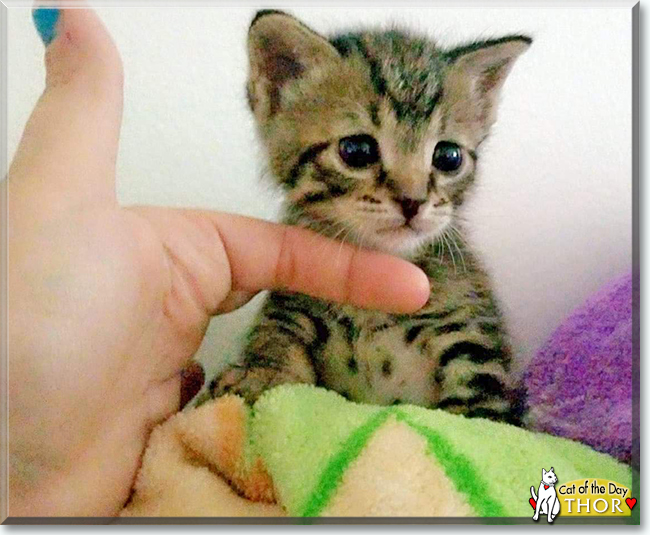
[432,141,463,172]
[339,135,380,168]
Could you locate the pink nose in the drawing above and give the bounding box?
[397,198,424,221]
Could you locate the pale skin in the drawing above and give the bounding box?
[6,7,430,517]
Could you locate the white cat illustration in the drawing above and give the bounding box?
[531,467,561,523]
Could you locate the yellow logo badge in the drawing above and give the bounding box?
[529,468,634,521]
[557,479,633,517]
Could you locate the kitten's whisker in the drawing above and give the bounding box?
[309,220,332,236]
[453,225,469,241]
[448,226,469,273]
[358,224,372,249]
[439,231,449,258]
[329,221,348,240]
[435,234,445,264]
[353,220,369,249]
[329,228,347,249]
[336,224,356,264]
[443,231,458,274]
[449,232,467,273]
[449,225,468,247]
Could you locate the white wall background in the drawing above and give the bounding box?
[7,3,633,378]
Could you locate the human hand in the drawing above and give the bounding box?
[7,7,429,516]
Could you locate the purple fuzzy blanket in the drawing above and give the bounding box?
[524,273,633,463]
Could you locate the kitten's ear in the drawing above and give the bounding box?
[442,36,532,141]
[550,467,554,472]
[247,10,341,120]
[542,468,547,476]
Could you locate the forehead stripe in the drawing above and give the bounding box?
[331,34,389,97]
[332,34,443,124]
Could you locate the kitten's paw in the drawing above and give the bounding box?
[209,366,305,404]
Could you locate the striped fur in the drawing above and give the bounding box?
[209,11,531,423]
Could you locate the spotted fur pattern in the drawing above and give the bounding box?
[209,10,531,423]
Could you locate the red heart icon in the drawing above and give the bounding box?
[626,498,637,510]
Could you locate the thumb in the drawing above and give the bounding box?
[9,6,123,208]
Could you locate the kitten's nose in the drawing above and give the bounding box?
[397,197,425,221]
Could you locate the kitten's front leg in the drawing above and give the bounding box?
[412,321,515,422]
[435,341,515,422]
[209,294,327,404]
[211,351,314,404]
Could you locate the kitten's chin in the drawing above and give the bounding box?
[359,227,435,259]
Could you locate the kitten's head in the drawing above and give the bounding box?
[542,468,558,485]
[246,10,531,257]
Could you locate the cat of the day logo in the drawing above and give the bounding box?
[529,467,635,521]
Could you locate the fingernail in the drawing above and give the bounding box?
[32,8,60,46]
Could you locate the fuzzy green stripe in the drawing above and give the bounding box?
[396,411,505,517]
[300,407,394,517]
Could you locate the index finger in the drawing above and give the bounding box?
[207,212,431,314]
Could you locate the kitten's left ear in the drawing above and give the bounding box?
[246,10,341,121]
[442,36,532,141]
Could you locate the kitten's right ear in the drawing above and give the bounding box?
[442,35,531,143]
[542,468,547,476]
[247,10,341,120]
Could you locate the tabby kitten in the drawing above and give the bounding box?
[209,10,531,422]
